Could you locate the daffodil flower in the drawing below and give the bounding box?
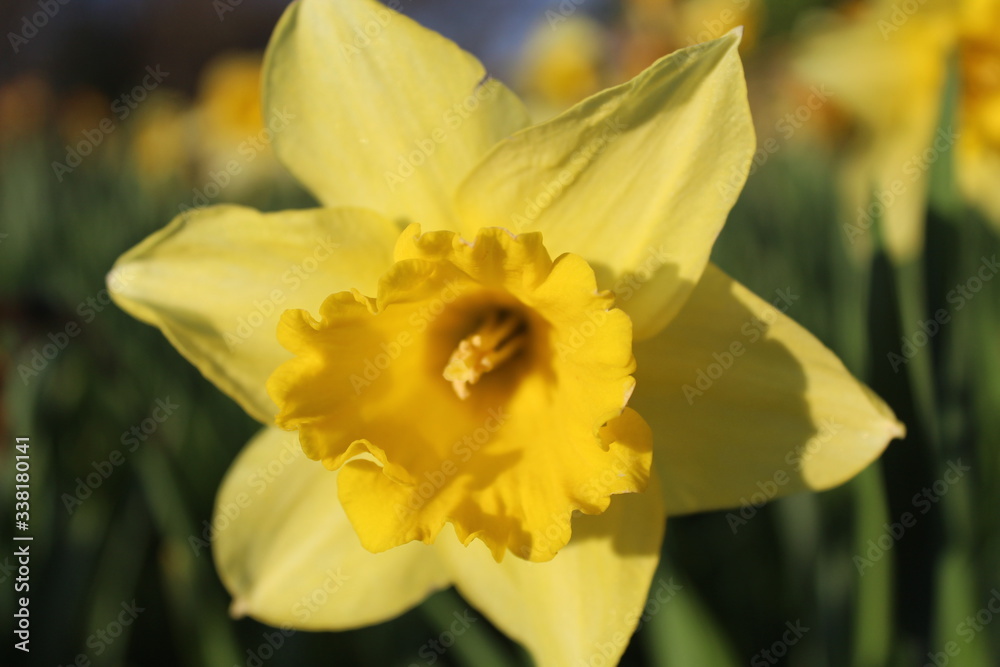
[108,0,903,664]
[796,0,1000,261]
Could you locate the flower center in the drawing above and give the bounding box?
[443,309,528,399]
[267,225,650,562]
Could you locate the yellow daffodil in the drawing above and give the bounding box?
[129,92,190,183]
[191,52,287,195]
[194,52,266,155]
[108,0,903,664]
[796,0,1000,261]
[517,0,762,120]
[514,15,608,119]
[621,0,762,73]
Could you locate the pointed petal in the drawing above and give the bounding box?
[850,129,938,262]
[214,427,449,628]
[263,0,530,229]
[108,205,399,423]
[629,264,904,515]
[437,483,666,667]
[455,31,754,339]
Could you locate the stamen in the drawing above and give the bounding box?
[443,310,527,399]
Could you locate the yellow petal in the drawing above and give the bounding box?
[263,0,530,229]
[795,8,952,129]
[629,263,904,515]
[268,226,651,562]
[455,30,754,339]
[839,123,942,262]
[795,8,954,261]
[213,427,450,628]
[436,481,666,667]
[108,205,399,423]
